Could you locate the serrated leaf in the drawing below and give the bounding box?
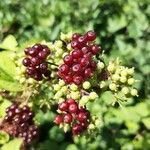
[0,79,23,92]
[0,35,18,51]
[1,138,23,150]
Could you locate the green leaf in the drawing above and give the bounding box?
[0,51,16,80]
[0,131,9,145]
[66,144,78,150]
[0,79,23,92]
[142,118,150,129]
[0,35,18,51]
[0,98,12,118]
[1,138,23,150]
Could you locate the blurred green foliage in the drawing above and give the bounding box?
[0,0,150,149]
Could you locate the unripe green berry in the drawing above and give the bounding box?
[79,96,89,106]
[109,83,117,91]
[27,78,35,84]
[128,78,135,85]
[121,87,129,95]
[70,84,78,91]
[19,77,26,84]
[95,119,101,127]
[89,92,98,100]
[131,89,138,96]
[83,81,91,89]
[120,76,127,83]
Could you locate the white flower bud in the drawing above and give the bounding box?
[121,70,128,76]
[88,124,95,130]
[100,81,107,88]
[61,86,68,93]
[19,77,26,84]
[70,91,80,99]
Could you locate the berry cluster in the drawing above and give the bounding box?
[54,99,90,135]
[1,103,39,144]
[22,44,51,81]
[58,30,101,85]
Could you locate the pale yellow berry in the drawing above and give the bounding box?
[121,87,129,95]
[95,119,101,126]
[112,74,120,81]
[79,96,89,106]
[67,31,73,40]
[131,89,138,96]
[67,43,72,51]
[58,98,65,103]
[59,80,65,86]
[19,77,26,84]
[100,81,107,88]
[128,78,135,85]
[107,64,115,73]
[62,52,69,58]
[88,124,95,130]
[83,81,91,89]
[53,84,61,91]
[70,84,78,91]
[55,40,63,48]
[97,61,105,70]
[61,86,68,93]
[109,83,117,91]
[89,92,98,100]
[120,76,127,83]
[27,78,34,84]
[70,92,80,99]
[127,68,134,75]
[60,33,67,41]
[121,70,128,76]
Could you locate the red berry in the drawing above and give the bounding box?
[90,61,97,70]
[86,30,96,41]
[68,103,78,113]
[22,58,31,67]
[26,67,37,76]
[72,64,81,73]
[66,99,75,104]
[54,115,63,125]
[72,49,82,59]
[77,112,88,122]
[72,33,81,40]
[73,75,83,85]
[31,57,41,66]
[63,114,72,123]
[80,57,89,67]
[81,47,89,54]
[38,51,48,60]
[59,64,70,75]
[90,45,100,55]
[63,54,73,66]
[58,102,69,112]
[64,75,73,84]
[32,44,43,52]
[39,63,48,72]
[84,68,93,78]
[72,123,82,135]
[71,40,82,49]
[78,35,87,45]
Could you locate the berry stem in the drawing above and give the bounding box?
[46,61,59,67]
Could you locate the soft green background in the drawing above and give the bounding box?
[0,0,150,149]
